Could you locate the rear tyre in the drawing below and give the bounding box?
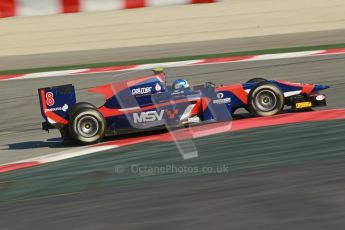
[246,78,267,84]
[248,82,284,116]
[68,107,106,145]
[69,102,97,117]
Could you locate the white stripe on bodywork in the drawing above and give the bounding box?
[180,104,196,121]
[118,107,140,112]
[284,90,302,97]
[47,117,56,124]
[245,89,302,97]
[187,96,200,102]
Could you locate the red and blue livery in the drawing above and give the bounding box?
[38,69,329,145]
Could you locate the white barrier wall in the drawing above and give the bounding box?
[0,0,345,57]
[0,0,216,18]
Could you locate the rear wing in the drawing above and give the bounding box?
[38,84,76,127]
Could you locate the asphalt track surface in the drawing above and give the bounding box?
[1,53,345,164]
[1,46,345,228]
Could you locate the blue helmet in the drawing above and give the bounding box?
[172,79,190,90]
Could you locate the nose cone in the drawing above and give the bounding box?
[314,84,330,91]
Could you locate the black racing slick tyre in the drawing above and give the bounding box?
[69,102,97,117]
[248,82,284,117]
[68,107,106,145]
[246,78,267,84]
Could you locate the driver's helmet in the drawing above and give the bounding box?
[172,79,190,90]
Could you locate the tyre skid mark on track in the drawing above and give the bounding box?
[1,109,344,174]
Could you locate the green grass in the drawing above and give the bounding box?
[1,43,345,75]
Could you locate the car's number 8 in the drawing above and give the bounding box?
[46,92,55,106]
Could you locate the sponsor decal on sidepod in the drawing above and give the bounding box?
[132,87,152,95]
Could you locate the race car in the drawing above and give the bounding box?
[38,68,329,145]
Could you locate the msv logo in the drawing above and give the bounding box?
[133,110,164,123]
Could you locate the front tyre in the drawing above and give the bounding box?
[246,77,267,84]
[248,83,284,116]
[69,108,106,145]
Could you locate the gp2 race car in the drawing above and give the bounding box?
[38,68,329,145]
